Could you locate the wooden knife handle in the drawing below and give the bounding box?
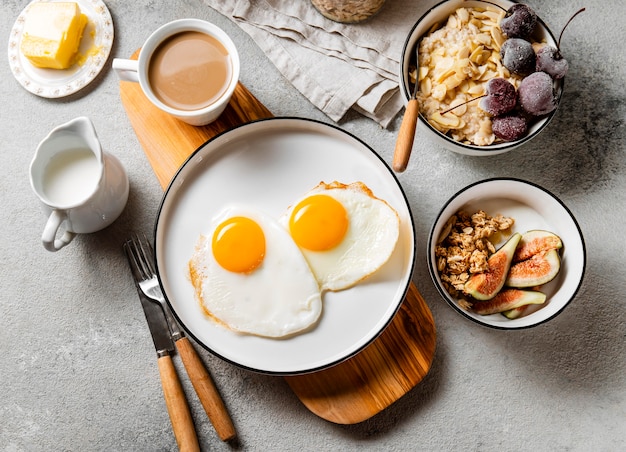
[157,354,200,452]
[176,336,237,442]
[392,98,419,173]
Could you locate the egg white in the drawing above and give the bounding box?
[189,205,322,338]
[281,182,400,292]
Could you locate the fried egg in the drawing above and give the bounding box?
[188,205,322,338]
[280,181,400,292]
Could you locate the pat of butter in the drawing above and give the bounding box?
[20,2,88,70]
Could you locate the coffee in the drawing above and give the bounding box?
[113,19,240,126]
[148,31,232,111]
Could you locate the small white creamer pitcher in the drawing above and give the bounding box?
[30,117,129,252]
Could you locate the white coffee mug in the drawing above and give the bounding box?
[112,19,240,126]
[30,117,130,252]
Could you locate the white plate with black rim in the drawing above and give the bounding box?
[154,118,416,375]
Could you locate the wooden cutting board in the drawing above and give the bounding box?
[119,51,436,424]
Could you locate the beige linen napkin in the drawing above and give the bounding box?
[203,0,438,127]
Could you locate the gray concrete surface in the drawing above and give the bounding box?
[1,0,624,451]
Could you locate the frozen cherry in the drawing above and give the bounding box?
[500,38,536,76]
[536,46,568,79]
[535,8,586,79]
[479,78,517,116]
[500,4,537,39]
[518,71,557,116]
[492,114,528,141]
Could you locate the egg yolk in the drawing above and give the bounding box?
[289,194,348,251]
[212,216,265,273]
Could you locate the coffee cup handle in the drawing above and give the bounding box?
[112,58,140,83]
[42,210,76,252]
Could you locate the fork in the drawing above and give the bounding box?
[126,234,237,442]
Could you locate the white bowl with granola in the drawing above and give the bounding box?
[400,0,564,156]
[428,178,585,329]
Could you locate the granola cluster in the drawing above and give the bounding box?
[435,210,514,308]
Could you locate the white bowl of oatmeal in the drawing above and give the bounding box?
[400,0,564,156]
[428,178,586,329]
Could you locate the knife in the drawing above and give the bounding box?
[125,247,200,452]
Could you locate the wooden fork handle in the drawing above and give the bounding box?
[392,98,419,173]
[157,354,200,452]
[176,336,237,441]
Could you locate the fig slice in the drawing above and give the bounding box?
[513,230,563,262]
[472,289,546,316]
[506,248,561,288]
[502,305,528,319]
[464,233,521,301]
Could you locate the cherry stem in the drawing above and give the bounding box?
[558,8,586,49]
[441,95,486,115]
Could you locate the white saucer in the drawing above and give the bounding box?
[7,0,114,98]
